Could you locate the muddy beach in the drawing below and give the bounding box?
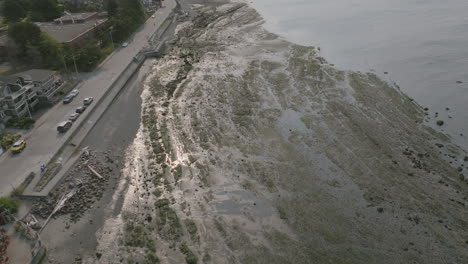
[37,1,468,263]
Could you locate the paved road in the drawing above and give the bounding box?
[0,0,176,196]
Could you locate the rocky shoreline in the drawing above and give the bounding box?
[37,1,468,263]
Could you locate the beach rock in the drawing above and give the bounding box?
[436,120,444,126]
[377,207,384,213]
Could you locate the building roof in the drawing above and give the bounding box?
[0,75,23,85]
[37,18,107,44]
[53,12,98,24]
[13,69,57,83]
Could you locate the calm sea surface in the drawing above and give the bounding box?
[251,0,468,150]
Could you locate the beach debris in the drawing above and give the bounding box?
[87,165,104,180]
[31,149,114,222]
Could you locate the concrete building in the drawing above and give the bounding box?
[37,12,108,48]
[13,69,63,102]
[0,76,38,122]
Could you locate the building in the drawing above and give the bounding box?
[13,69,63,102]
[0,76,38,122]
[37,12,108,48]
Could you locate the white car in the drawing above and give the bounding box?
[69,113,80,121]
[122,42,129,47]
[69,89,79,98]
[83,97,94,105]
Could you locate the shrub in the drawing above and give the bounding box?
[0,196,20,213]
[6,117,35,129]
[0,133,21,149]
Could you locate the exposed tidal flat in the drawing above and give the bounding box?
[92,2,468,263]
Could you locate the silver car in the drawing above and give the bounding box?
[69,113,80,121]
[83,97,94,105]
[69,89,79,98]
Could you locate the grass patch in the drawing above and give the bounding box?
[11,172,34,197]
[155,199,182,240]
[180,242,198,264]
[124,222,156,251]
[184,219,198,241]
[144,251,160,264]
[34,162,61,192]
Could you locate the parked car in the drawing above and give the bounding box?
[83,97,94,105]
[122,42,129,47]
[57,121,73,133]
[11,139,26,154]
[69,89,79,98]
[69,113,80,121]
[63,95,73,104]
[75,106,86,113]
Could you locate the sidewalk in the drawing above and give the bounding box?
[0,0,177,197]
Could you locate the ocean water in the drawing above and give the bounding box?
[250,0,468,150]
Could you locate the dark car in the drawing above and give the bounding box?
[63,95,73,104]
[75,106,87,113]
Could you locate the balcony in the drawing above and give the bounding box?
[28,98,39,109]
[26,90,37,100]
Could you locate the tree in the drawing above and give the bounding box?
[7,21,42,54]
[1,0,27,23]
[119,0,145,25]
[109,0,146,42]
[37,32,62,68]
[76,43,102,71]
[106,0,118,17]
[30,0,62,22]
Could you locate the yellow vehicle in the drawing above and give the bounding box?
[11,139,26,154]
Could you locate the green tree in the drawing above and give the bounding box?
[30,0,62,21]
[106,0,118,17]
[7,21,42,54]
[1,0,27,23]
[37,32,62,68]
[109,0,146,42]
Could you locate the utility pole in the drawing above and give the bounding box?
[59,50,69,79]
[109,26,114,49]
[72,53,79,78]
